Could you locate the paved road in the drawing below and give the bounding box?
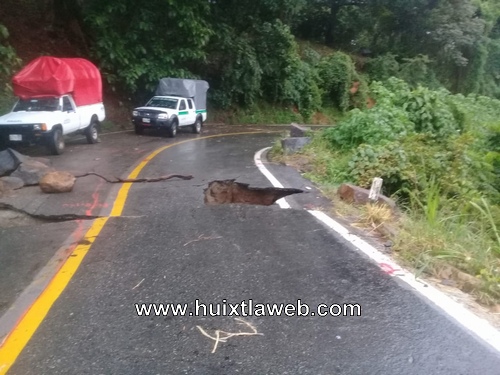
[3,132,500,374]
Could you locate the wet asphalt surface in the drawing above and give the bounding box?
[2,130,500,374]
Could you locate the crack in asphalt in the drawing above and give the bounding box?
[0,202,103,223]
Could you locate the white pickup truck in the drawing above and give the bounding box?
[132,78,209,138]
[0,56,106,155]
[0,95,105,154]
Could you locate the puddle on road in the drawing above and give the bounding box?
[204,179,303,206]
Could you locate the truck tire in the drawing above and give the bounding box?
[167,120,178,138]
[134,124,144,135]
[48,128,65,155]
[85,121,100,144]
[192,117,202,134]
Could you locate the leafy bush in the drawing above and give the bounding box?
[322,104,413,150]
[282,60,322,120]
[318,52,360,111]
[0,24,21,94]
[364,53,400,82]
[400,86,462,139]
[207,27,262,108]
[255,21,322,119]
[208,21,322,118]
[348,142,412,194]
[398,55,441,89]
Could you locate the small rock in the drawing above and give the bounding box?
[281,137,312,155]
[39,171,76,193]
[440,279,457,287]
[11,159,54,186]
[338,183,396,209]
[489,304,500,314]
[0,176,24,190]
[437,265,481,292]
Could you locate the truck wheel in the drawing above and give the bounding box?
[85,121,100,144]
[192,117,202,134]
[167,120,178,138]
[48,128,65,155]
[134,124,144,135]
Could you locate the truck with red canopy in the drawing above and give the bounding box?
[0,56,106,154]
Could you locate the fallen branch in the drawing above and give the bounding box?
[183,234,222,247]
[132,278,145,290]
[75,172,193,183]
[196,318,263,353]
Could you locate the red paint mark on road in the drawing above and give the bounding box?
[86,180,104,216]
[379,263,402,276]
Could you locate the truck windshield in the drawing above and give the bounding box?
[13,98,60,112]
[146,97,178,109]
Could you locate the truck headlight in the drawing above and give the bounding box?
[157,113,168,119]
[33,123,47,131]
[132,110,139,117]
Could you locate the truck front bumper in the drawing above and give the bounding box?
[0,125,51,145]
[132,116,174,129]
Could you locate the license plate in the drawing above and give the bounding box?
[142,118,151,124]
[9,134,22,141]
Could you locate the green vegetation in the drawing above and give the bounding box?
[0,23,20,95]
[281,79,500,304]
[1,0,500,303]
[2,0,500,122]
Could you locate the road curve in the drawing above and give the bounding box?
[4,133,500,375]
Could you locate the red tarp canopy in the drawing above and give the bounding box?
[12,56,103,106]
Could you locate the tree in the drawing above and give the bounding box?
[83,0,212,100]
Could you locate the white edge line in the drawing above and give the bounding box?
[254,147,291,209]
[254,147,500,355]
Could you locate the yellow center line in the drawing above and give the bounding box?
[0,130,275,374]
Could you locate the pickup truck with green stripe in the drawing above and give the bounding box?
[132,78,209,138]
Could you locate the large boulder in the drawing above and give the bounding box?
[281,137,312,155]
[290,123,311,138]
[8,148,51,167]
[0,149,20,176]
[0,176,24,190]
[11,159,54,186]
[39,171,76,193]
[338,183,396,209]
[7,148,30,165]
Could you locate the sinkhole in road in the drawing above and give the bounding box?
[204,179,303,206]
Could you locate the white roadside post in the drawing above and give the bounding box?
[369,177,383,202]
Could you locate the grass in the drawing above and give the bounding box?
[274,131,500,306]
